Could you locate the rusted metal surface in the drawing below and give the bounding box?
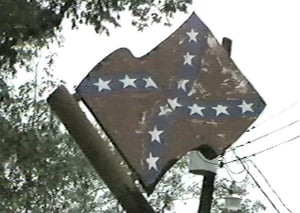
[76,12,266,193]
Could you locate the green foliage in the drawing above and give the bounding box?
[0,60,267,212]
[0,1,267,212]
[0,54,189,211]
[0,78,9,100]
[212,177,266,213]
[147,157,189,212]
[93,156,266,213]
[0,56,266,212]
[0,62,106,212]
[0,0,192,74]
[0,0,65,74]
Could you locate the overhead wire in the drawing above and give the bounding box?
[224,165,238,182]
[224,163,248,183]
[248,159,294,213]
[221,103,299,212]
[226,134,300,164]
[224,160,246,175]
[247,102,298,131]
[227,118,300,152]
[233,151,281,213]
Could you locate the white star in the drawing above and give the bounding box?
[186,29,199,42]
[212,105,229,116]
[148,126,164,143]
[183,52,195,66]
[177,79,189,92]
[188,104,206,116]
[146,152,159,170]
[143,77,158,88]
[238,100,254,114]
[93,78,111,92]
[119,75,137,88]
[167,97,182,110]
[159,104,173,116]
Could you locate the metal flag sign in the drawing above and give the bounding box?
[76,12,266,193]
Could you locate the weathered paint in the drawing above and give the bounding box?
[76,12,266,193]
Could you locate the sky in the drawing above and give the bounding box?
[51,0,300,212]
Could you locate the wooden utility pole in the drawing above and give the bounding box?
[47,86,155,213]
[198,171,216,213]
[198,37,232,213]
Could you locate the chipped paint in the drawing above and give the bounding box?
[188,81,209,97]
[76,13,266,193]
[188,85,197,96]
[158,104,173,116]
[221,67,232,74]
[201,67,208,72]
[191,119,204,124]
[207,33,218,49]
[235,79,249,94]
[216,57,223,67]
[204,120,219,127]
[138,111,148,125]
[221,67,250,94]
[179,38,186,45]
[217,133,226,138]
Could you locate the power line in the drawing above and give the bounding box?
[225,161,247,175]
[226,134,300,164]
[248,159,294,213]
[248,102,298,131]
[233,151,281,213]
[224,163,248,183]
[224,166,239,182]
[227,119,300,152]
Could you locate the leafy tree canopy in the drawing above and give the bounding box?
[0,1,267,212]
[0,0,192,74]
[0,73,102,212]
